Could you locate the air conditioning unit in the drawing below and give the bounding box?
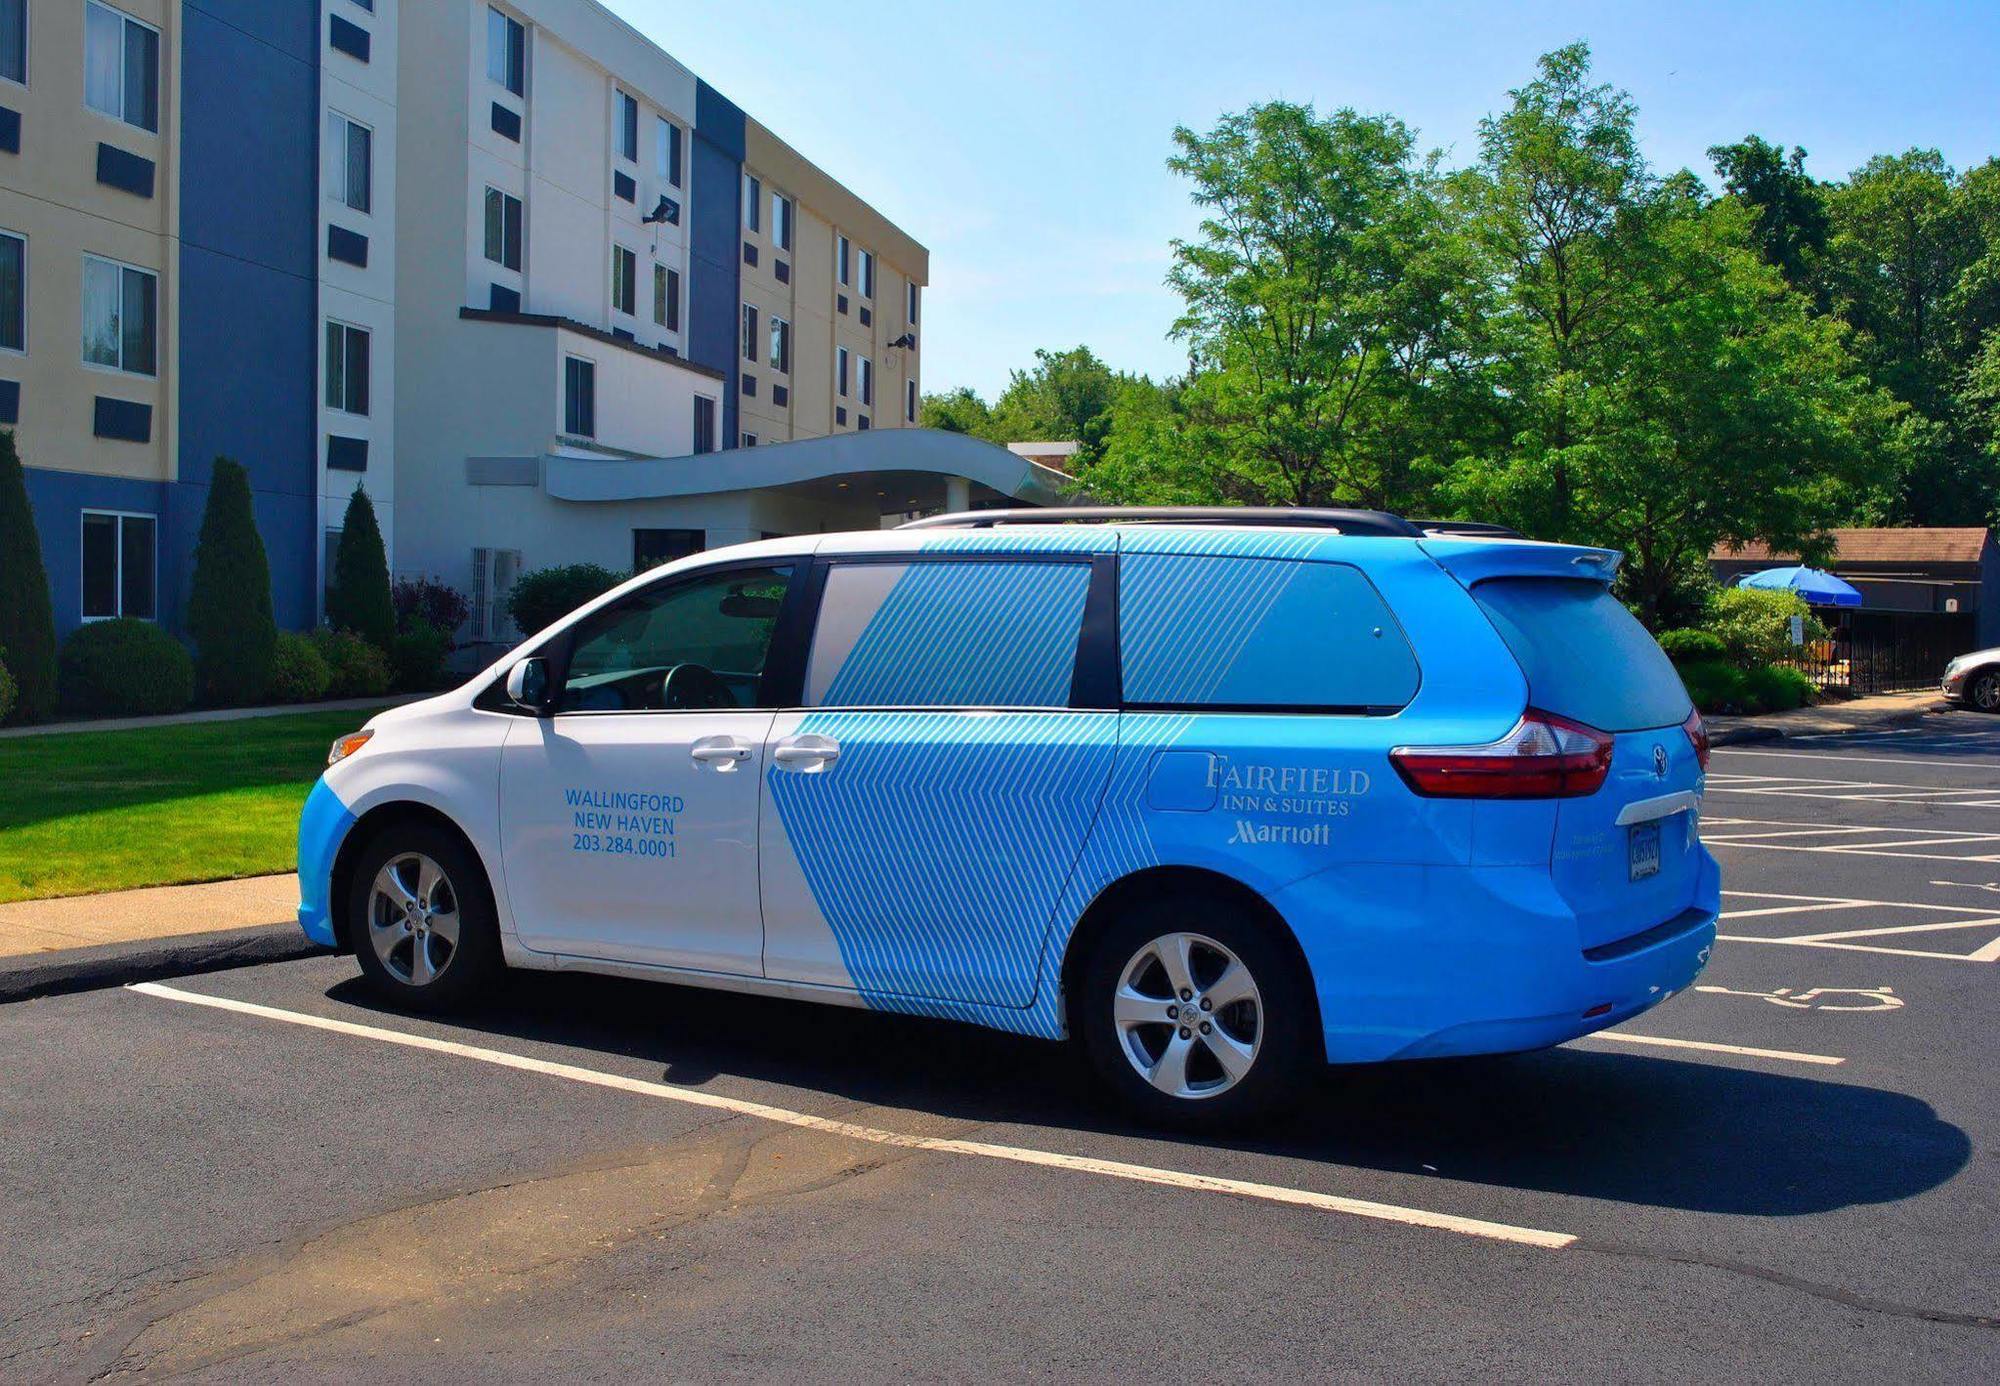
[471,546,523,641]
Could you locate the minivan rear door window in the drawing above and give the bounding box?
[1471,577,1691,732]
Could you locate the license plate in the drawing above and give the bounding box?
[1629,820,1661,881]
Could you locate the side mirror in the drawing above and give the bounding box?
[505,656,553,716]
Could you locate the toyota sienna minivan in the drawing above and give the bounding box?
[301,508,1718,1123]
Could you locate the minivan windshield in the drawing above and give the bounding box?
[1471,577,1692,732]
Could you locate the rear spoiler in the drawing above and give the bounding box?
[1418,537,1622,587]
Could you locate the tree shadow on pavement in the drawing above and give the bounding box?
[325,968,1970,1220]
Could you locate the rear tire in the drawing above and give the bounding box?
[347,821,502,1013]
[1074,891,1315,1128]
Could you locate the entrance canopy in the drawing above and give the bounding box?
[542,428,1071,515]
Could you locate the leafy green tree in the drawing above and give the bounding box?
[186,457,276,705]
[327,485,395,650]
[1163,100,1463,510]
[1707,135,1829,292]
[918,386,994,437]
[1820,151,1998,523]
[0,430,57,723]
[986,346,1125,458]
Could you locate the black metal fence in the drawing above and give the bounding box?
[1787,611,1971,695]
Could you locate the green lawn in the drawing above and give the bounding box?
[0,707,391,903]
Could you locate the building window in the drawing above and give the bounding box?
[654,263,680,331]
[564,355,595,437]
[693,395,716,454]
[0,230,22,352]
[859,355,873,407]
[771,193,793,253]
[484,187,523,271]
[80,254,155,376]
[858,248,875,299]
[836,346,849,398]
[325,320,370,415]
[81,510,156,621]
[906,378,917,424]
[836,234,850,287]
[326,113,373,214]
[614,90,637,162]
[611,244,636,316]
[633,528,703,571]
[741,303,758,363]
[1,0,25,85]
[744,174,761,232]
[741,433,757,448]
[487,6,525,97]
[656,116,681,189]
[85,3,159,133]
[768,315,789,374]
[908,281,919,325]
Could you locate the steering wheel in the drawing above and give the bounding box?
[659,663,736,710]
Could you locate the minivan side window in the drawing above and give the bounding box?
[805,560,1091,708]
[1118,554,1419,710]
[558,564,793,713]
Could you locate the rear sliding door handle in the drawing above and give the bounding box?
[772,736,841,771]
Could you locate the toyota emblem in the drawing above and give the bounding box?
[1652,744,1669,778]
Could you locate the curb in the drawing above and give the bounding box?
[1706,698,1951,749]
[0,924,329,1005]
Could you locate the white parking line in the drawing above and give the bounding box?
[127,982,1574,1251]
[1716,747,2000,770]
[1576,1031,1845,1066]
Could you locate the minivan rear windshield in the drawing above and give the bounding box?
[1471,578,1692,733]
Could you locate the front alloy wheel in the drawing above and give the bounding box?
[1114,932,1263,1100]
[1972,671,2000,713]
[367,852,461,987]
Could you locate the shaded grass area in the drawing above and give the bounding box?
[0,709,389,902]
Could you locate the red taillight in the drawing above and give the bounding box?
[1682,707,1710,770]
[1390,709,1614,799]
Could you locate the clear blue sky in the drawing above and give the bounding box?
[609,0,2000,400]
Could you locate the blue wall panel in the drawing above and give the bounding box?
[691,81,744,451]
[20,469,169,634]
[177,0,320,631]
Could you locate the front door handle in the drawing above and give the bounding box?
[772,735,841,771]
[690,735,753,769]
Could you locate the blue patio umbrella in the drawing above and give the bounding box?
[1736,565,1863,607]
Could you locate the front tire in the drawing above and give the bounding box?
[1970,670,2000,714]
[347,822,502,1012]
[1075,892,1314,1127]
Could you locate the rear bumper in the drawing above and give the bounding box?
[1273,849,1721,1064]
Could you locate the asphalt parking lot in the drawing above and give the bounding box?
[3,718,1998,1382]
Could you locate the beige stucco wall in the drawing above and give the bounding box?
[0,0,181,484]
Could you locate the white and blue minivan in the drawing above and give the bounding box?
[301,509,1718,1123]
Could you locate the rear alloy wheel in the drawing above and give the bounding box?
[1077,895,1313,1127]
[349,823,501,1012]
[1971,671,2000,714]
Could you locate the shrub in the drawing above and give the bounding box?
[1678,660,1748,715]
[0,430,58,722]
[1657,628,1728,665]
[1742,662,1812,713]
[506,563,627,636]
[186,457,277,705]
[390,617,451,692]
[392,577,471,648]
[1708,587,1826,667]
[58,619,195,717]
[0,647,16,724]
[269,631,332,703]
[310,627,391,698]
[327,485,395,651]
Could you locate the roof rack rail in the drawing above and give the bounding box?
[898,506,1424,538]
[1415,520,1526,539]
